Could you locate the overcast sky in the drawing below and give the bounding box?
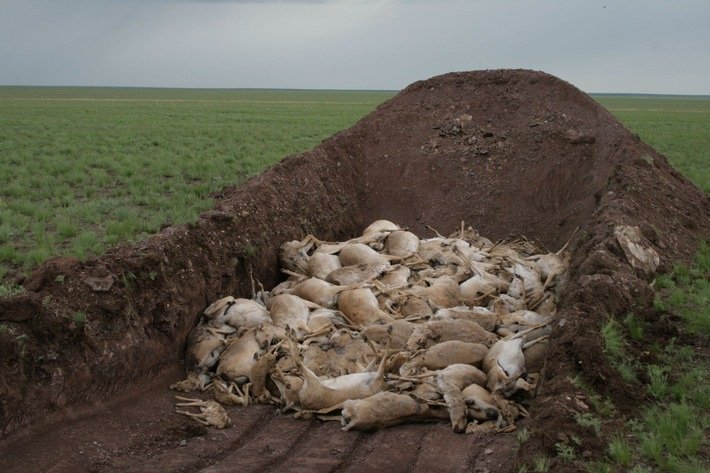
[1,0,708,94]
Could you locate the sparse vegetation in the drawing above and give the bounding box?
[607,434,634,467]
[623,313,645,341]
[570,375,616,418]
[580,243,709,473]
[555,442,575,462]
[517,427,530,444]
[574,412,602,436]
[601,318,639,383]
[652,242,710,335]
[533,455,551,473]
[600,318,625,360]
[0,283,23,298]
[73,311,87,325]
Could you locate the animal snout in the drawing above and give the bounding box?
[485,408,499,420]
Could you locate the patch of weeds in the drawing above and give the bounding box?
[654,273,674,290]
[122,271,137,287]
[589,396,616,418]
[555,442,575,462]
[601,318,625,360]
[73,311,87,325]
[671,367,709,407]
[148,271,158,281]
[627,466,652,473]
[516,427,530,444]
[616,361,639,383]
[533,455,551,473]
[663,340,695,364]
[640,403,704,464]
[574,412,602,435]
[623,313,645,341]
[586,462,613,473]
[608,434,634,467]
[515,466,528,473]
[601,318,639,382]
[0,244,20,264]
[0,323,8,334]
[0,283,24,298]
[646,364,669,399]
[570,375,616,418]
[55,274,65,283]
[243,244,257,258]
[653,242,710,336]
[652,296,667,312]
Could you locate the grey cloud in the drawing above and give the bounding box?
[0,0,708,93]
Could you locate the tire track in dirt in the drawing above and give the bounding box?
[196,412,315,473]
[339,425,428,473]
[122,406,277,473]
[410,427,479,472]
[263,421,363,473]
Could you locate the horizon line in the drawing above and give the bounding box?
[0,84,709,98]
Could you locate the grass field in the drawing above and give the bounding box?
[0,88,707,287]
[0,87,394,287]
[594,94,710,193]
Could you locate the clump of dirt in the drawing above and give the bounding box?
[1,69,708,472]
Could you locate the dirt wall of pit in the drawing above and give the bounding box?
[1,69,708,443]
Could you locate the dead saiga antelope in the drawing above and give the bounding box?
[284,329,392,416]
[483,325,548,396]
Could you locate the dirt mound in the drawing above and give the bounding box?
[1,69,708,471]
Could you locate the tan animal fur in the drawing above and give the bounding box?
[406,318,498,349]
[266,294,317,339]
[433,306,497,332]
[384,230,420,257]
[338,288,395,327]
[399,340,489,375]
[326,263,388,286]
[307,252,342,280]
[340,392,448,431]
[216,329,262,385]
[175,397,231,429]
[291,277,357,308]
[288,337,389,412]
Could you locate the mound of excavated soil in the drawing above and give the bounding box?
[1,69,708,472]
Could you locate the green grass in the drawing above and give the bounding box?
[601,317,639,383]
[0,90,706,286]
[0,87,394,284]
[607,434,633,467]
[533,455,551,473]
[584,244,710,473]
[653,242,710,336]
[593,94,710,192]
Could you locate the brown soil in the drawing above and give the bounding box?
[1,69,708,472]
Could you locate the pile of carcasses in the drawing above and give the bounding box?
[170,220,572,433]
